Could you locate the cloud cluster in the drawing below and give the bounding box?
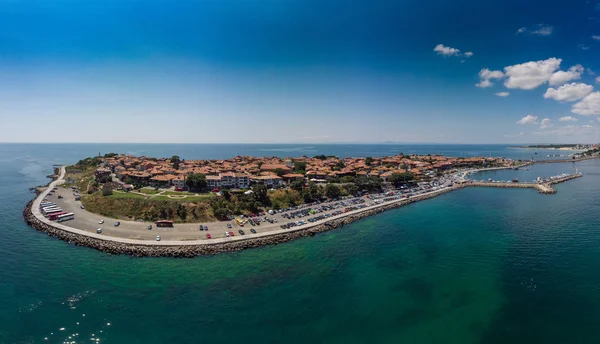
[572,92,600,115]
[540,118,552,129]
[593,35,600,40]
[433,44,473,58]
[543,83,593,102]
[517,114,539,125]
[475,68,504,88]
[504,58,562,89]
[494,92,510,97]
[517,25,554,36]
[548,64,584,85]
[559,116,578,122]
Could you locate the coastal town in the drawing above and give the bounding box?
[95,153,516,190]
[21,147,596,256]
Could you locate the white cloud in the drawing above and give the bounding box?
[596,76,600,83]
[504,58,562,90]
[434,44,460,56]
[592,35,600,40]
[543,83,593,102]
[532,25,554,36]
[540,118,553,129]
[572,92,600,115]
[475,68,505,88]
[494,92,510,97]
[559,116,578,122]
[517,27,527,34]
[549,64,584,86]
[517,114,539,124]
[588,68,596,76]
[579,44,591,50]
[464,51,474,57]
[582,125,593,128]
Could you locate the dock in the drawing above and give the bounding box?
[464,173,582,194]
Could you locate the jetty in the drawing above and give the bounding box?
[463,173,582,194]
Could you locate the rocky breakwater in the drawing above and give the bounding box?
[22,184,464,258]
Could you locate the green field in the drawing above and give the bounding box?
[107,192,147,199]
[138,188,161,195]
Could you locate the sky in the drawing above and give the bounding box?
[1,0,600,144]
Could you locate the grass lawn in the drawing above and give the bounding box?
[163,190,198,196]
[107,192,147,199]
[153,194,214,202]
[138,188,161,195]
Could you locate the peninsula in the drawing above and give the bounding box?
[23,151,593,257]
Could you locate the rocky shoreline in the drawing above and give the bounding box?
[22,183,462,257]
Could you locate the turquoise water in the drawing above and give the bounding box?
[1,144,599,343]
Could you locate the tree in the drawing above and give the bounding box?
[344,183,359,196]
[325,184,341,199]
[177,204,187,220]
[334,160,345,171]
[252,184,270,206]
[388,172,414,187]
[314,155,327,160]
[274,168,285,177]
[294,161,307,173]
[340,176,354,184]
[290,180,304,191]
[365,157,373,166]
[222,189,231,201]
[171,155,181,169]
[186,173,207,191]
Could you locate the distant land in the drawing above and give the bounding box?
[510,144,593,150]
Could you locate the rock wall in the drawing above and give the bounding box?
[22,185,462,257]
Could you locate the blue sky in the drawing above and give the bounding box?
[1,0,600,144]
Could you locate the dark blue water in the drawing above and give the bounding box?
[0,142,574,162]
[1,144,599,344]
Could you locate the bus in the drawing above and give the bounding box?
[43,207,62,215]
[45,210,64,218]
[40,202,56,208]
[57,213,75,222]
[49,212,67,220]
[155,220,174,228]
[41,205,59,211]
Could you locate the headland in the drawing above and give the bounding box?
[23,151,594,257]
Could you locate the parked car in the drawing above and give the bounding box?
[206,233,211,239]
[156,235,161,241]
[80,205,85,209]
[225,231,230,237]
[98,220,104,224]
[228,231,234,237]
[114,221,120,227]
[238,229,245,235]
[227,223,232,229]
[250,228,256,234]
[199,225,204,231]
[147,225,152,230]
[96,228,102,234]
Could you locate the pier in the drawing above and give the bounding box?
[464,173,582,194]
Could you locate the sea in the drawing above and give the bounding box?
[1,143,599,344]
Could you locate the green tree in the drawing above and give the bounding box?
[325,184,341,199]
[186,173,207,191]
[274,168,285,177]
[171,155,181,169]
[334,160,345,171]
[314,155,327,160]
[340,176,354,184]
[252,184,270,206]
[388,172,414,187]
[290,180,304,191]
[177,204,187,220]
[222,189,231,201]
[365,157,373,166]
[344,183,359,196]
[294,161,307,173]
